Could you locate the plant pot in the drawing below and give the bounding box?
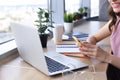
[79,14,83,19]
[83,12,87,17]
[39,34,48,48]
[64,22,73,34]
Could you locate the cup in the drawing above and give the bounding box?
[53,24,64,44]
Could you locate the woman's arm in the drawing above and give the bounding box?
[80,20,120,69]
[95,49,120,69]
[108,55,120,69]
[87,20,111,44]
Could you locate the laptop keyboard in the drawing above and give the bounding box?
[45,56,70,73]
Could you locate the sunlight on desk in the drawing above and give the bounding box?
[0,57,107,80]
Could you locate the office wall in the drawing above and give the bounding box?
[99,0,109,21]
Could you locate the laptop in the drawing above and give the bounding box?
[10,22,88,76]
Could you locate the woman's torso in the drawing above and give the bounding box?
[110,17,120,57]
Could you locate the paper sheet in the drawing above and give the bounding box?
[56,44,80,52]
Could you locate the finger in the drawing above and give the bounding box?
[85,44,96,48]
[82,41,89,44]
[80,47,96,52]
[81,51,95,55]
[80,51,96,58]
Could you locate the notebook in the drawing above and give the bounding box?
[56,44,80,52]
[62,32,88,41]
[11,22,88,76]
[56,44,86,58]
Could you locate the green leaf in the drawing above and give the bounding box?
[38,26,47,34]
[64,13,74,23]
[34,7,54,34]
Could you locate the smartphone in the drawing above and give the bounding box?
[72,36,84,47]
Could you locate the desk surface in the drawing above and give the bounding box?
[0,21,110,80]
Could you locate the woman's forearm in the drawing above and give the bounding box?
[87,21,111,45]
[86,36,98,45]
[109,55,120,69]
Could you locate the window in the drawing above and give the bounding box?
[0,0,49,56]
[0,0,48,44]
[90,0,99,17]
[65,0,100,18]
[65,0,82,13]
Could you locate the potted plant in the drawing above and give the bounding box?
[73,12,81,21]
[83,7,88,17]
[78,7,84,19]
[35,8,54,48]
[63,12,74,34]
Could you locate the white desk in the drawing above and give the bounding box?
[0,21,109,80]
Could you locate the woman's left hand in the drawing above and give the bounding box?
[79,42,111,62]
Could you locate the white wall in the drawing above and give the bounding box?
[99,0,109,21]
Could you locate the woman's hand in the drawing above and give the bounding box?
[79,42,112,62]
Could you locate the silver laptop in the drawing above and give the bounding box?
[11,22,88,76]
